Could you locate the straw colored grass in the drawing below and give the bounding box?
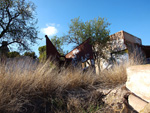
[0,56,142,113]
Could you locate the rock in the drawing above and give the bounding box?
[128,94,148,112]
[140,103,150,113]
[97,85,136,112]
[126,65,150,102]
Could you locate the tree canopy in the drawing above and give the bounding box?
[51,36,64,55]
[7,51,37,59]
[61,17,111,72]
[7,51,20,58]
[24,52,37,59]
[0,0,38,51]
[62,17,110,55]
[62,17,110,46]
[38,45,46,62]
[38,36,64,62]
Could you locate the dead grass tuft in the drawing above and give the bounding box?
[0,55,143,112]
[98,54,143,88]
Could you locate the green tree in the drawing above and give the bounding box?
[24,52,37,59]
[62,17,110,72]
[51,36,64,55]
[0,0,38,51]
[38,36,64,62]
[7,51,20,58]
[38,45,46,62]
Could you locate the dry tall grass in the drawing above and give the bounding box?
[0,55,143,113]
[99,53,144,87]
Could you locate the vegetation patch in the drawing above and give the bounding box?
[0,56,141,113]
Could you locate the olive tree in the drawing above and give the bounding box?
[62,17,111,72]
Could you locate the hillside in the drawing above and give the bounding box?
[0,57,141,113]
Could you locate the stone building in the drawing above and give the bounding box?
[46,30,150,74]
[109,30,150,62]
[96,30,149,72]
[110,30,142,58]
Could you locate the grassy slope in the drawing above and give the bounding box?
[0,56,142,113]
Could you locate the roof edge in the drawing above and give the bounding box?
[65,37,91,56]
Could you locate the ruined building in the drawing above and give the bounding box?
[46,30,150,74]
[45,35,94,68]
[110,30,150,62]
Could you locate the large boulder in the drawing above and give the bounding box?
[126,65,150,102]
[97,85,137,112]
[128,94,148,112]
[126,65,150,112]
[140,103,150,113]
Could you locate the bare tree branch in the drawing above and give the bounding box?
[0,0,38,51]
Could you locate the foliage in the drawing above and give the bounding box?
[7,51,20,58]
[0,0,38,51]
[62,17,110,45]
[62,17,110,72]
[24,51,37,59]
[38,45,46,62]
[6,51,37,59]
[51,35,64,55]
[38,36,64,62]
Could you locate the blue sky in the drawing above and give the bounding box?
[31,0,150,56]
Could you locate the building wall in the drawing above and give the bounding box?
[109,31,127,52]
[122,31,143,58]
[109,30,143,57]
[65,38,94,67]
[79,31,147,73]
[123,31,142,45]
[80,31,145,74]
[45,30,149,72]
[95,31,144,73]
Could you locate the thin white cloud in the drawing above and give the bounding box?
[46,23,55,27]
[41,25,58,36]
[57,24,60,27]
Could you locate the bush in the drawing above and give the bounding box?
[38,46,46,62]
[24,52,37,59]
[7,51,20,58]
